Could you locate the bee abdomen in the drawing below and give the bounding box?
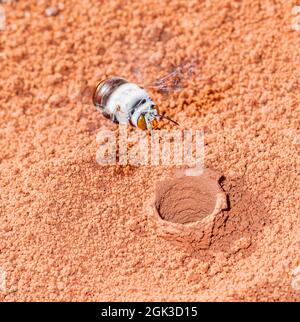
[93,77,128,110]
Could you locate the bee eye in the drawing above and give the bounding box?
[137,115,147,130]
[151,118,159,129]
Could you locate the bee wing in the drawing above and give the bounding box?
[143,60,197,95]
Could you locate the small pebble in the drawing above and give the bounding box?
[48,93,64,107]
[45,6,59,17]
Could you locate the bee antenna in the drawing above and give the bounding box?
[158,114,180,126]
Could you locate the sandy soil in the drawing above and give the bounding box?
[0,0,299,301]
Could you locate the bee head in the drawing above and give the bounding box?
[136,107,179,130]
[137,112,159,130]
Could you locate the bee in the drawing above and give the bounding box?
[93,62,195,130]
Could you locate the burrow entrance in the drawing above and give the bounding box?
[155,175,220,225]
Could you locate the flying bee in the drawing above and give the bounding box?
[93,61,196,130]
[93,77,179,130]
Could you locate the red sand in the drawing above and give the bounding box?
[0,0,299,301]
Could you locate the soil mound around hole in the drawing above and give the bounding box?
[149,170,228,249]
